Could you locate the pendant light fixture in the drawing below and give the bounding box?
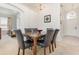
[67,4,77,19]
[39,4,42,10]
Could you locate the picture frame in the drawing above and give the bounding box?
[44,15,51,23]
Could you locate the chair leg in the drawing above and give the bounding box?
[44,48,46,55]
[18,47,20,55]
[23,49,25,55]
[49,45,51,53]
[54,41,56,48]
[52,43,54,51]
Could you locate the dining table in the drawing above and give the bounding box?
[37,29,42,33]
[24,31,42,55]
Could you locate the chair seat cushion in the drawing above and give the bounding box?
[25,40,33,43]
[37,40,48,47]
[37,40,45,43]
[24,40,33,48]
[38,43,46,47]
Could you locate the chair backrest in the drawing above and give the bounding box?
[25,28,37,33]
[44,29,54,47]
[53,29,59,41]
[47,28,54,41]
[14,29,25,49]
[25,28,31,34]
[31,28,38,33]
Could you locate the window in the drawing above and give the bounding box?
[66,11,77,20]
[0,17,8,29]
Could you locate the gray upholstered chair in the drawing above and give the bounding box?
[25,28,31,33]
[30,28,38,33]
[24,28,38,40]
[38,29,54,55]
[24,28,32,41]
[25,28,37,33]
[14,29,32,55]
[51,29,59,51]
[47,28,55,51]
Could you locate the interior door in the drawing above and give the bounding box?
[65,18,78,37]
[60,4,79,37]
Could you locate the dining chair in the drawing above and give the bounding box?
[14,29,32,55]
[47,28,55,51]
[25,28,38,32]
[24,28,38,41]
[38,29,54,55]
[25,28,31,33]
[30,28,38,33]
[51,29,59,51]
[24,28,32,40]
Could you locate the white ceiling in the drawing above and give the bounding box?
[61,3,79,11]
[21,3,44,12]
[0,7,18,17]
[21,3,57,12]
[22,3,40,9]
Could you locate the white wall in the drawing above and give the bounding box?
[37,4,61,40]
[37,4,60,30]
[14,4,39,33]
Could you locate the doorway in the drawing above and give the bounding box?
[60,3,79,38]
